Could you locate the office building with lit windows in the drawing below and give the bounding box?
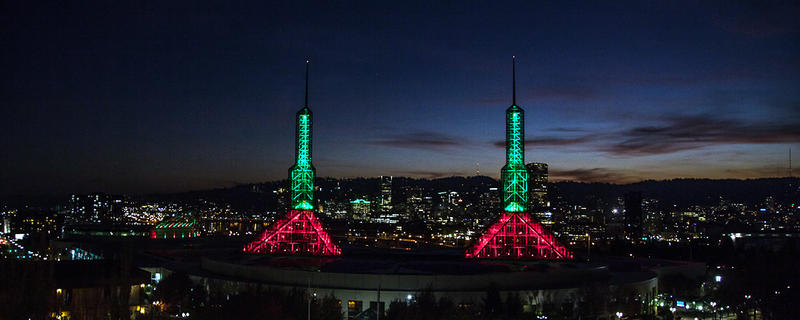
[526,162,549,211]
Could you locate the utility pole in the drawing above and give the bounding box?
[377,285,381,320]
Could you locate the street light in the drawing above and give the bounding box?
[616,311,623,319]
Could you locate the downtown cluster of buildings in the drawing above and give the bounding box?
[2,173,799,253]
[1,59,798,320]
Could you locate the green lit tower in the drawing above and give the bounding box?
[501,56,529,212]
[467,57,571,259]
[289,61,316,210]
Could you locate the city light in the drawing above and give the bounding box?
[2,4,798,319]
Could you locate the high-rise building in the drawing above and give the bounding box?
[376,176,399,224]
[350,199,371,220]
[2,217,10,234]
[9,209,60,235]
[526,162,548,210]
[70,193,124,223]
[380,176,392,213]
[624,192,643,241]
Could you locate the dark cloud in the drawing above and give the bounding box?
[550,168,634,184]
[723,165,790,178]
[494,115,800,157]
[492,136,595,148]
[367,131,464,150]
[396,170,466,179]
[602,115,800,156]
[548,127,592,133]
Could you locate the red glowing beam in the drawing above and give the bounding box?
[244,210,341,256]
[466,212,572,260]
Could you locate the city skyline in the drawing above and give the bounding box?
[3,3,800,320]
[3,1,799,195]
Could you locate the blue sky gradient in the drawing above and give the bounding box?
[2,1,799,194]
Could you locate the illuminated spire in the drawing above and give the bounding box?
[244,60,340,256]
[512,56,516,105]
[305,59,309,107]
[501,56,528,212]
[290,60,316,210]
[465,57,572,260]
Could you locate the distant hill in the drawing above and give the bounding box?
[552,177,799,207]
[3,176,797,211]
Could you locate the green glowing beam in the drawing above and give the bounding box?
[290,107,315,210]
[501,105,528,212]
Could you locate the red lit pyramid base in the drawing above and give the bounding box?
[466,212,572,260]
[244,210,341,256]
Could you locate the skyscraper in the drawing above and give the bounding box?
[501,57,529,213]
[69,193,124,223]
[526,162,548,210]
[624,192,643,241]
[350,199,371,220]
[380,176,393,213]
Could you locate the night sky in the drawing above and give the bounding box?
[2,1,799,195]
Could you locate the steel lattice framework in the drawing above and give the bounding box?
[468,57,571,260]
[244,210,341,255]
[290,106,315,210]
[501,105,528,212]
[245,61,340,256]
[466,212,572,259]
